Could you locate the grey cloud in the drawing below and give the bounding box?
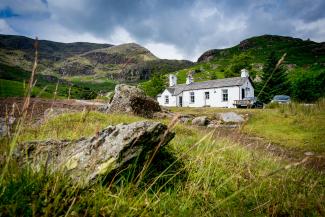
[1,0,325,60]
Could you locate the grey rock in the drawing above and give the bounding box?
[192,116,209,126]
[178,115,194,124]
[0,117,15,137]
[153,111,174,119]
[304,151,314,156]
[15,121,174,186]
[219,124,239,128]
[105,84,161,118]
[217,112,244,123]
[207,123,217,128]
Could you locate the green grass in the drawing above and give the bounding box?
[1,111,324,216]
[0,63,117,99]
[171,103,325,154]
[0,79,52,98]
[244,100,325,154]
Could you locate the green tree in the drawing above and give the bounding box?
[257,52,288,103]
[290,67,325,102]
[225,53,252,77]
[139,74,166,97]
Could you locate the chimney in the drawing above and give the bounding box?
[241,69,249,78]
[186,75,193,85]
[169,74,177,86]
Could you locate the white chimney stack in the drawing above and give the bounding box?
[186,75,193,85]
[169,74,177,86]
[241,69,249,78]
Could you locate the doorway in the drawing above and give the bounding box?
[179,96,183,107]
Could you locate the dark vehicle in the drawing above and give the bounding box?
[271,95,291,104]
[233,97,263,108]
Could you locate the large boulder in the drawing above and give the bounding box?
[192,116,209,126]
[105,84,161,118]
[217,112,244,123]
[14,121,174,186]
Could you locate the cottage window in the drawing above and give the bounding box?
[222,89,228,101]
[190,92,195,103]
[165,95,169,104]
[205,92,210,99]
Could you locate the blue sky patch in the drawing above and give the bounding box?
[0,7,18,18]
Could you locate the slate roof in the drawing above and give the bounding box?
[166,77,250,96]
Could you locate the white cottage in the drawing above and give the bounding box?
[157,69,254,108]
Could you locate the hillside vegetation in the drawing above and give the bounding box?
[0,34,193,83]
[0,34,193,99]
[0,63,116,99]
[142,35,325,101]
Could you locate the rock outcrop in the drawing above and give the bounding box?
[105,84,161,118]
[217,112,245,123]
[191,116,209,126]
[14,121,174,186]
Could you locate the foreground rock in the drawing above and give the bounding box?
[103,84,161,118]
[217,112,245,123]
[192,116,209,126]
[14,121,174,186]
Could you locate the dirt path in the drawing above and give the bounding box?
[212,127,325,172]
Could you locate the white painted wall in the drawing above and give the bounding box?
[157,89,177,107]
[181,86,240,108]
[157,78,254,108]
[239,79,254,99]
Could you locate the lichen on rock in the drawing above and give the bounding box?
[14,121,174,186]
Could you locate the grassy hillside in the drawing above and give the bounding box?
[0,63,116,99]
[0,34,193,85]
[0,34,113,62]
[171,35,325,83]
[0,79,52,98]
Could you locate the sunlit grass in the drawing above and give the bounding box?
[244,100,325,153]
[1,111,324,216]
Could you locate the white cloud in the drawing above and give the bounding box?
[108,27,135,45]
[0,19,16,34]
[144,42,185,60]
[294,18,325,42]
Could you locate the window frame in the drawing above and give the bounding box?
[190,92,195,103]
[165,95,169,104]
[222,89,228,102]
[205,91,210,100]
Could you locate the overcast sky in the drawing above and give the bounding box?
[0,0,324,61]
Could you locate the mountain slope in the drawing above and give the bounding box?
[0,34,193,99]
[172,35,325,83]
[198,35,325,65]
[0,34,113,61]
[0,34,193,82]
